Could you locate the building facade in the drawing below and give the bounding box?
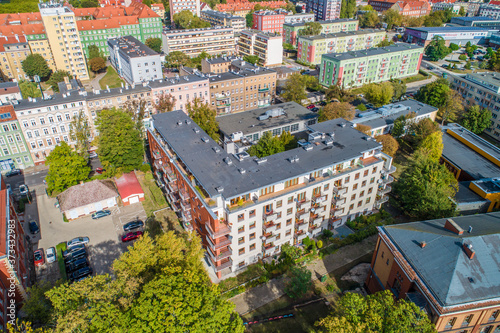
[283,19,359,46]
[162,26,236,58]
[216,0,287,17]
[368,0,397,12]
[108,35,162,84]
[479,4,500,19]
[0,83,22,104]
[319,44,424,88]
[366,213,500,333]
[0,106,34,171]
[431,1,462,14]
[238,30,283,67]
[151,3,165,20]
[284,13,315,24]
[403,26,490,46]
[149,111,395,278]
[450,16,500,29]
[200,10,246,33]
[305,0,342,21]
[252,10,286,34]
[392,0,431,17]
[168,0,200,23]
[297,29,386,65]
[0,36,31,82]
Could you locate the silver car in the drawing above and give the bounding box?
[46,247,56,263]
[67,237,90,249]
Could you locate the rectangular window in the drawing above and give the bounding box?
[462,314,473,327]
[250,243,256,251]
[353,183,358,190]
[239,248,245,255]
[249,221,256,229]
[260,185,275,196]
[445,318,457,330]
[288,196,294,204]
[287,208,293,215]
[370,177,375,184]
[286,218,292,226]
[285,178,299,188]
[238,237,244,245]
[364,170,369,177]
[238,213,244,221]
[238,226,245,234]
[249,232,255,240]
[276,200,282,208]
[249,210,256,217]
[355,172,360,180]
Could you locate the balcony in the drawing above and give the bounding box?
[166,182,178,193]
[264,213,278,222]
[297,200,311,210]
[263,222,278,233]
[209,247,233,262]
[182,220,194,232]
[334,197,346,205]
[311,217,323,226]
[309,225,322,236]
[214,258,232,272]
[334,186,347,196]
[332,209,344,218]
[180,200,191,211]
[258,87,270,92]
[296,221,308,232]
[385,166,397,174]
[166,171,177,182]
[296,210,309,221]
[167,192,180,205]
[375,196,389,206]
[181,210,192,222]
[179,189,189,201]
[294,231,307,243]
[378,185,392,195]
[263,243,274,256]
[206,222,231,239]
[207,236,231,250]
[263,232,277,245]
[382,175,394,184]
[312,194,327,203]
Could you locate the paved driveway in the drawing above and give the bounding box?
[30,187,147,280]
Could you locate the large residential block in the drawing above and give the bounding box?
[0,105,34,171]
[148,111,395,277]
[449,72,500,141]
[283,19,359,47]
[369,0,431,16]
[252,10,286,34]
[297,29,386,65]
[216,0,287,17]
[450,16,500,29]
[319,44,424,88]
[284,13,315,24]
[478,3,500,19]
[108,35,162,84]
[162,26,236,58]
[366,213,500,333]
[238,30,282,67]
[404,26,490,46]
[0,36,31,82]
[305,0,341,21]
[200,10,246,33]
[169,0,200,22]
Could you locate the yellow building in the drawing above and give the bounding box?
[0,36,31,81]
[39,2,89,80]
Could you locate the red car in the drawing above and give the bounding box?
[121,231,143,242]
[95,167,105,174]
[306,104,315,109]
[34,249,44,267]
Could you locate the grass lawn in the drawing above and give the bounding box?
[136,171,168,217]
[404,73,430,84]
[56,242,67,281]
[99,66,125,90]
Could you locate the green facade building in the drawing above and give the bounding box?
[0,106,33,171]
[283,19,359,47]
[319,44,424,88]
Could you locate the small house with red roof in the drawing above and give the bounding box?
[115,171,145,206]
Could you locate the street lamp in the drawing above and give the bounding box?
[33,75,44,99]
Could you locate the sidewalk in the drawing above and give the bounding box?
[229,235,378,315]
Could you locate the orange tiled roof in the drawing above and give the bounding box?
[127,2,160,18]
[0,24,46,37]
[489,0,500,4]
[0,35,28,52]
[0,12,42,26]
[216,0,286,11]
[99,0,124,5]
[151,3,164,9]
[76,18,120,30]
[73,8,97,17]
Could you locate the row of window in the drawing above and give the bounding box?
[29,136,69,150]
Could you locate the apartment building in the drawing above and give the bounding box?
[162,26,236,58]
[151,3,165,19]
[449,72,500,141]
[368,0,398,12]
[404,26,490,46]
[149,74,210,114]
[206,59,277,114]
[216,0,287,17]
[297,29,386,65]
[0,36,31,82]
[319,44,424,88]
[0,105,34,171]
[450,16,500,29]
[200,10,246,33]
[169,0,200,22]
[392,0,431,17]
[218,102,318,153]
[479,4,500,19]
[284,13,315,24]
[108,35,162,84]
[366,213,500,333]
[238,30,282,67]
[39,2,89,80]
[148,111,395,277]
[201,55,239,74]
[432,1,462,14]
[0,82,22,104]
[252,10,286,34]
[0,186,31,331]
[283,19,359,47]
[305,0,342,21]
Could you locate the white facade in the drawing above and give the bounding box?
[168,0,201,22]
[479,4,500,19]
[66,196,117,220]
[238,30,283,67]
[284,13,315,24]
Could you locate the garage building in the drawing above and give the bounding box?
[115,172,145,206]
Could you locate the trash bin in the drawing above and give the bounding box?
[320,275,327,283]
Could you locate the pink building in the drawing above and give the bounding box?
[252,10,286,34]
[149,74,210,114]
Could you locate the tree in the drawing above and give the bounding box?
[46,232,245,332]
[247,131,296,157]
[18,80,41,99]
[145,37,162,53]
[88,57,106,73]
[440,90,465,124]
[47,70,73,93]
[154,93,176,113]
[280,243,302,262]
[459,54,467,61]
[356,124,372,136]
[282,73,307,104]
[376,134,399,156]
[22,54,51,79]
[284,266,312,299]
[298,22,322,36]
[284,1,297,13]
[391,79,407,101]
[246,12,254,28]
[425,35,450,61]
[464,60,472,70]
[394,147,457,219]
[186,98,219,141]
[123,99,148,132]
[88,44,102,60]
[364,82,394,107]
[46,142,90,195]
[20,281,54,327]
[70,110,92,157]
[316,290,436,333]
[407,118,440,146]
[319,102,355,122]
[165,51,190,68]
[391,112,415,138]
[419,131,443,162]
[359,11,379,28]
[461,105,492,134]
[325,85,353,102]
[449,43,459,51]
[383,9,402,29]
[243,55,260,65]
[459,6,465,16]
[415,78,450,108]
[173,10,211,29]
[376,39,394,47]
[96,108,144,174]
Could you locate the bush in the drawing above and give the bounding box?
[357,104,367,111]
[317,240,323,249]
[140,163,151,173]
[62,213,68,223]
[326,284,337,292]
[322,229,333,239]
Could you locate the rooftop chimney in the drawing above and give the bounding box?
[420,241,426,248]
[444,219,464,235]
[463,243,475,259]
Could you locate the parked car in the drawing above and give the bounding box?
[64,248,88,265]
[366,103,374,109]
[67,237,90,249]
[311,107,319,112]
[63,244,85,257]
[442,64,448,68]
[66,258,90,273]
[122,231,143,242]
[91,210,111,220]
[318,101,327,106]
[19,184,29,195]
[427,65,434,70]
[69,267,93,282]
[34,249,44,267]
[46,247,56,263]
[5,169,21,177]
[123,220,144,232]
[29,220,39,234]
[95,167,105,174]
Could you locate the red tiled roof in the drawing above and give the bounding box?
[114,172,144,200]
[76,18,120,30]
[488,0,500,5]
[73,8,98,17]
[0,24,46,37]
[0,105,16,122]
[0,13,42,26]
[99,0,124,5]
[0,35,27,52]
[128,2,160,19]
[151,3,164,9]
[217,0,286,11]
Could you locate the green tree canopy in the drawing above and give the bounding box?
[145,37,162,53]
[96,108,144,174]
[89,57,106,73]
[173,10,211,29]
[243,55,260,65]
[383,9,403,29]
[88,44,103,60]
[391,112,415,138]
[459,6,465,16]
[187,98,219,141]
[18,80,41,99]
[46,232,245,333]
[359,11,379,28]
[247,131,296,157]
[325,85,353,102]
[418,131,443,162]
[449,43,459,51]
[165,51,190,68]
[298,21,322,35]
[47,70,73,92]
[415,78,450,108]
[154,93,176,113]
[46,142,91,195]
[407,117,440,147]
[461,105,492,134]
[246,11,254,28]
[440,90,465,124]
[70,110,92,157]
[364,82,394,107]
[376,39,394,47]
[316,290,436,333]
[376,134,399,156]
[319,102,355,122]
[22,54,51,79]
[425,35,450,61]
[284,266,312,299]
[282,73,307,104]
[390,79,407,101]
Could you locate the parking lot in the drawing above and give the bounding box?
[29,187,147,282]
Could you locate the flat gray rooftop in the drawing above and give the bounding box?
[382,212,500,307]
[454,181,489,203]
[284,18,357,28]
[152,112,381,198]
[217,102,317,136]
[108,35,158,58]
[322,43,424,62]
[148,74,208,89]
